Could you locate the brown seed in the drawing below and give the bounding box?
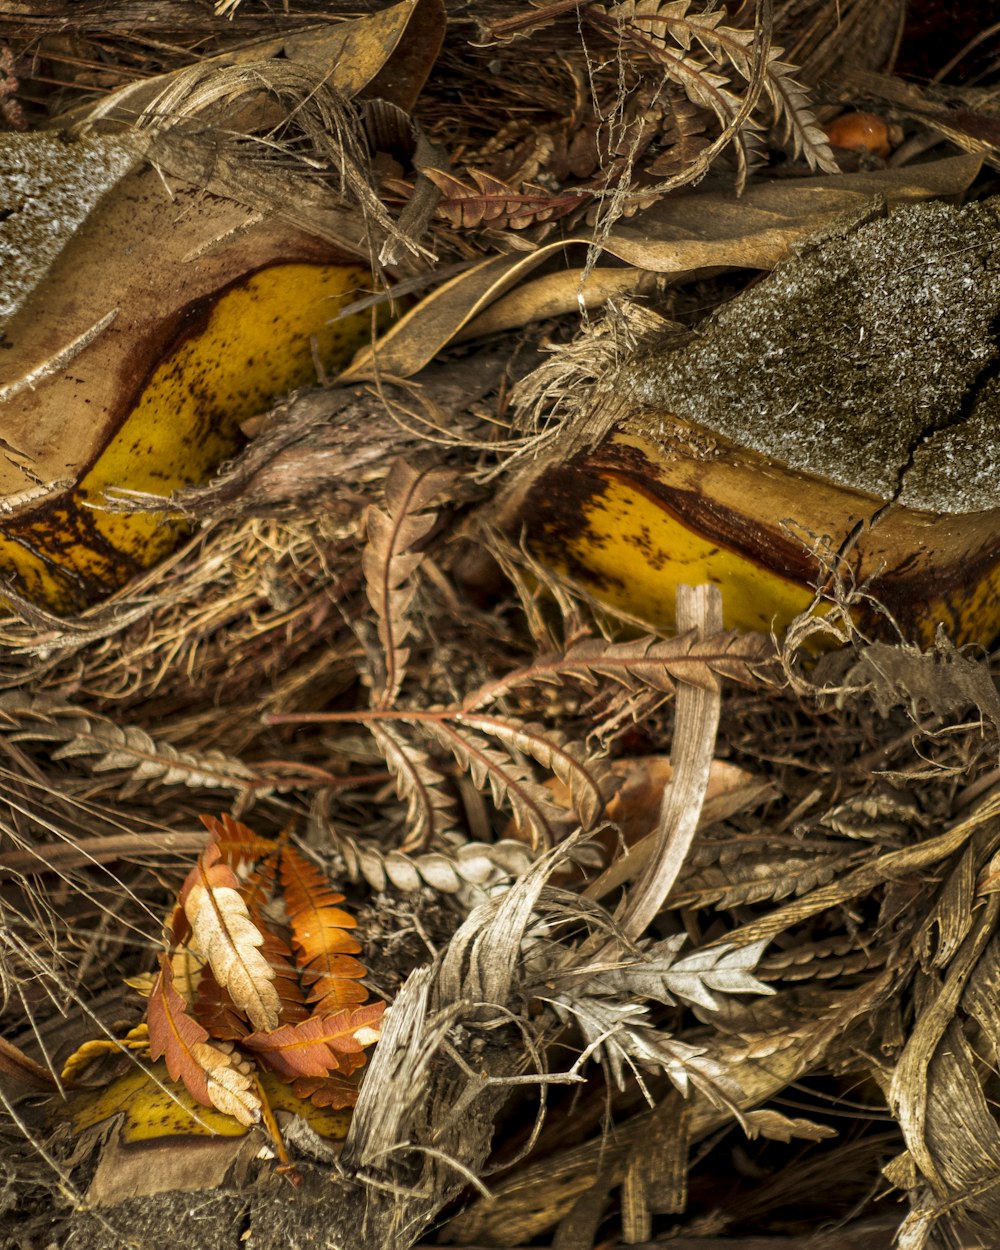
[824,111,893,158]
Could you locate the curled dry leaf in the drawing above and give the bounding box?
[363,459,456,706]
[147,961,261,1127]
[180,840,281,1033]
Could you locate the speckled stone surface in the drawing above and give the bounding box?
[0,133,136,325]
[631,198,1000,512]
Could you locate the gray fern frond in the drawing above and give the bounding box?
[0,692,257,794]
[541,988,744,1107]
[584,935,775,1011]
[670,849,855,909]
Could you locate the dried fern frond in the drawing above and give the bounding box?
[417,716,577,850]
[419,167,589,231]
[363,460,456,707]
[549,934,775,1012]
[279,844,368,1013]
[464,629,773,708]
[366,721,462,852]
[1,691,257,794]
[328,828,539,895]
[594,0,837,177]
[670,846,858,909]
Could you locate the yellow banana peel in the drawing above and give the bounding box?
[518,414,1000,645]
[512,200,1000,646]
[0,151,380,613]
[66,1060,353,1145]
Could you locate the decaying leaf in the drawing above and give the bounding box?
[179,841,282,1033]
[581,935,776,1012]
[147,961,261,1126]
[243,1002,387,1080]
[341,156,979,382]
[839,634,1000,730]
[279,844,368,1012]
[363,460,456,706]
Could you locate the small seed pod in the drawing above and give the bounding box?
[824,111,893,158]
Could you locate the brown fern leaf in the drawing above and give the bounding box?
[179,840,281,1032]
[193,966,250,1041]
[200,812,277,874]
[423,167,588,231]
[602,1,836,173]
[465,630,773,707]
[242,1002,386,1079]
[362,460,456,706]
[279,845,368,1013]
[416,716,578,851]
[291,1073,359,1111]
[147,959,260,1125]
[452,713,610,831]
[367,721,461,852]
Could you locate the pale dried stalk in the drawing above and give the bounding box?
[616,584,724,941]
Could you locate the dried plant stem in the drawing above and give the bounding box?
[616,584,724,942]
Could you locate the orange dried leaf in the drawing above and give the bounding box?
[279,846,368,1012]
[200,812,277,872]
[242,1002,386,1079]
[242,852,309,1025]
[147,960,260,1126]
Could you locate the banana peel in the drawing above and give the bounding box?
[66,1060,352,1146]
[508,198,1000,646]
[0,142,380,613]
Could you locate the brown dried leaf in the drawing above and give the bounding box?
[243,1002,386,1079]
[180,841,281,1033]
[417,716,578,851]
[367,721,461,851]
[466,629,773,706]
[841,635,1000,730]
[362,459,456,706]
[147,961,260,1126]
[453,713,609,831]
[422,167,588,231]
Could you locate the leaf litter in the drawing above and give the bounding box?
[1,2,1000,1249]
